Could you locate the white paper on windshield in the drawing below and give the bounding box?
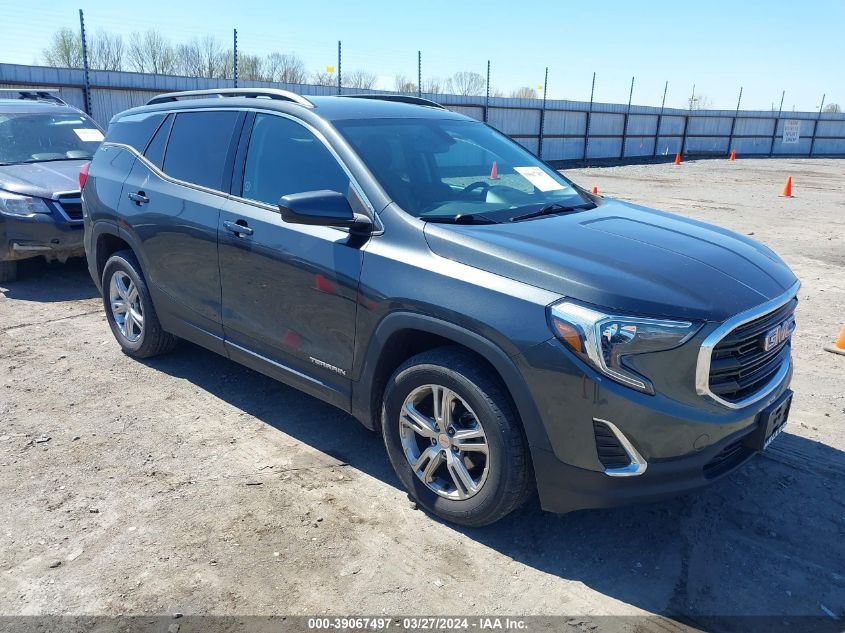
[514,166,565,192]
[73,128,104,142]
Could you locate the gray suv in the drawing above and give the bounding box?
[82,89,798,526]
[0,89,102,282]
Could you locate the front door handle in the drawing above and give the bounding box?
[127,191,149,205]
[223,219,254,236]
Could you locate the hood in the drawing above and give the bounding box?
[423,198,798,322]
[0,160,86,198]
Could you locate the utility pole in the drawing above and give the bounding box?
[538,66,549,159]
[621,76,634,158]
[727,86,743,154]
[232,29,239,88]
[810,93,825,156]
[484,60,490,122]
[769,90,785,157]
[583,72,596,161]
[653,80,668,157]
[417,51,422,97]
[337,41,342,95]
[78,10,92,115]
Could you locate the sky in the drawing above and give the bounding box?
[1,0,842,112]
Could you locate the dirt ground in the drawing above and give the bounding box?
[1,158,844,632]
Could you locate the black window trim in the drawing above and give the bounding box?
[103,107,247,199]
[103,106,378,230]
[161,109,246,194]
[141,112,170,154]
[142,112,173,168]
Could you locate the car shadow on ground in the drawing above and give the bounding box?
[0,257,98,302]
[145,341,845,632]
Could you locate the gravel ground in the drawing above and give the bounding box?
[1,158,844,632]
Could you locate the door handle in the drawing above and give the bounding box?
[223,219,254,236]
[127,191,149,205]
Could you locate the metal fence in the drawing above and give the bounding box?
[3,62,845,162]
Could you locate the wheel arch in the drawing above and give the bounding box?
[90,221,150,290]
[351,312,552,454]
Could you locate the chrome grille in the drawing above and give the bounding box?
[708,297,796,404]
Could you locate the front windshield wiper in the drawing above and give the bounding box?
[424,213,497,225]
[509,202,595,222]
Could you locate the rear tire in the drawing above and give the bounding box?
[0,260,17,283]
[102,250,177,358]
[381,347,533,527]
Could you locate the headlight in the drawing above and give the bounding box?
[549,300,701,394]
[0,190,52,217]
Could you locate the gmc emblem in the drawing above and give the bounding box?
[762,316,795,352]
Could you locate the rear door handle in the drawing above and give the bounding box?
[223,220,254,236]
[127,191,149,205]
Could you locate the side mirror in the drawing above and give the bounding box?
[278,190,372,229]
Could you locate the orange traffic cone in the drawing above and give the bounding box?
[825,325,845,356]
[674,152,681,165]
[489,160,498,180]
[779,176,793,197]
[592,186,598,194]
[729,149,736,161]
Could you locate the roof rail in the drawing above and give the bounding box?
[146,88,314,108]
[0,88,67,105]
[339,94,447,110]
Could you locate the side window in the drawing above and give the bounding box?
[242,114,350,205]
[106,112,165,152]
[163,111,240,190]
[143,114,172,169]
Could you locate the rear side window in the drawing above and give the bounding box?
[107,112,165,152]
[143,114,172,169]
[241,114,350,205]
[163,111,240,191]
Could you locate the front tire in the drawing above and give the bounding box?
[102,250,177,358]
[382,347,533,527]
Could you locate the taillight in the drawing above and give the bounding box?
[79,162,90,190]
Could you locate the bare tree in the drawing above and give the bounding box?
[128,31,176,74]
[220,49,235,80]
[312,70,337,87]
[175,36,226,78]
[394,74,417,93]
[421,77,445,94]
[823,102,841,113]
[264,52,307,84]
[345,70,378,90]
[446,71,486,96]
[510,86,538,99]
[89,30,124,71]
[42,27,83,68]
[687,93,713,110]
[236,53,264,81]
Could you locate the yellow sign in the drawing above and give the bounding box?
[326,66,335,73]
[538,85,544,91]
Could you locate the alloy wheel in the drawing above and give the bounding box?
[109,270,144,343]
[399,384,490,500]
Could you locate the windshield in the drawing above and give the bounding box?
[0,112,103,164]
[334,117,588,220]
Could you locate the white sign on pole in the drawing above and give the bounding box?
[783,120,801,144]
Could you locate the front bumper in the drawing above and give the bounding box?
[0,210,84,262]
[532,424,761,513]
[516,337,793,514]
